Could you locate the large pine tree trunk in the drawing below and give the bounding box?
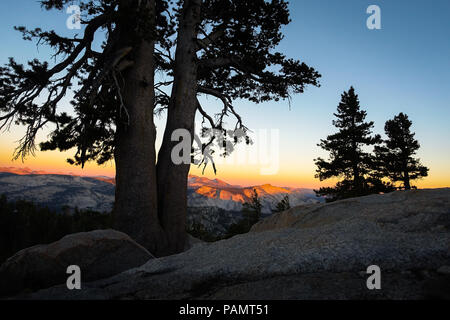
[114,0,202,257]
[403,170,411,190]
[114,0,166,255]
[156,0,202,256]
[353,164,361,193]
[402,157,411,190]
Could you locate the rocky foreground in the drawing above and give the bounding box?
[3,189,450,299]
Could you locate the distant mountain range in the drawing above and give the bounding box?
[187,175,320,213]
[0,167,322,214]
[0,170,115,212]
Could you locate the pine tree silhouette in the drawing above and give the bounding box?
[374,113,429,190]
[272,195,290,213]
[314,87,392,201]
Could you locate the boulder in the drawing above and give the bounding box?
[184,234,204,251]
[251,188,450,233]
[22,189,450,299]
[0,230,153,297]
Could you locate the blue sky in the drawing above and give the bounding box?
[0,0,449,187]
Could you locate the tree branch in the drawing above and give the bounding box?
[196,22,228,52]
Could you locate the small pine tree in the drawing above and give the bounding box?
[314,87,388,201]
[224,189,263,238]
[375,113,429,189]
[272,195,291,213]
[242,189,262,224]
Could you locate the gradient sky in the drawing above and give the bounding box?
[0,0,449,188]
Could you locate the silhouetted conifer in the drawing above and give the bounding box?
[374,113,429,190]
[314,87,392,201]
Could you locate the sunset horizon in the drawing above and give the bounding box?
[0,156,448,190]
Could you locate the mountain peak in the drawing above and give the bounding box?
[250,184,291,195]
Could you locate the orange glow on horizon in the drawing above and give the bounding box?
[1,149,448,190]
[0,134,448,189]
